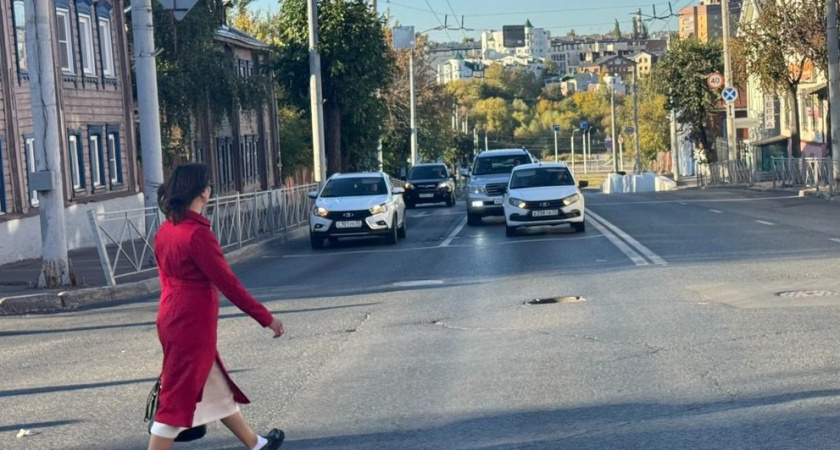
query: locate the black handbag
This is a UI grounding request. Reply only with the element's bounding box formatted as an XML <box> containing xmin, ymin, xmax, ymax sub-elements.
<box><xmin>144</xmin><ymin>378</ymin><xmax>207</xmax><ymax>442</ymax></box>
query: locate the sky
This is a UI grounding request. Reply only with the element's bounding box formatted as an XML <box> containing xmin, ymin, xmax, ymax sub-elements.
<box><xmin>247</xmin><ymin>0</ymin><xmax>686</xmax><ymax>43</ymax></box>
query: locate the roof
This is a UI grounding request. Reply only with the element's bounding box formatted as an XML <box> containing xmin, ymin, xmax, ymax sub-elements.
<box><xmin>801</xmin><ymin>82</ymin><xmax>827</xmax><ymax>96</ymax></box>
<box><xmin>214</xmin><ymin>25</ymin><xmax>268</xmax><ymax>50</ymax></box>
<box><xmin>749</xmin><ymin>135</ymin><xmax>788</xmax><ymax>146</ymax></box>
<box><xmin>329</xmin><ymin>172</ymin><xmax>386</xmax><ymax>179</ymax></box>
<box><xmin>525</xmin><ymin>19</ymin><xmax>534</xmax><ymax>28</ymax></box>
<box><xmin>477</xmin><ymin>148</ymin><xmax>532</xmax><ymax>157</ymax></box>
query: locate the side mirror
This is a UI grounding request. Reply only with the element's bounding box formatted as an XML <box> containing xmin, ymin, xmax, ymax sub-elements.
<box><xmin>578</xmin><ymin>180</ymin><xmax>589</xmax><ymax>188</ymax></box>
<box><xmin>459</xmin><ymin>168</ymin><xmax>470</xmax><ymax>177</ymax></box>
<box><xmin>307</xmin><ymin>190</ymin><xmax>318</xmax><ymax>199</ymax></box>
<box><xmin>392</xmin><ymin>187</ymin><xmax>405</xmax><ymax>195</ymax></box>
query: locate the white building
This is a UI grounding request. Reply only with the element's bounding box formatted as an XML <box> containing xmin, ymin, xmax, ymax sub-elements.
<box><xmin>481</xmin><ymin>19</ymin><xmax>550</xmax><ymax>61</ymax></box>
<box><xmin>437</xmin><ymin>52</ymin><xmax>484</xmax><ymax>84</ymax></box>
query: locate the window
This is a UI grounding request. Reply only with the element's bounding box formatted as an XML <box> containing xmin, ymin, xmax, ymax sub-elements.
<box><xmin>13</xmin><ymin>0</ymin><xmax>26</xmax><ymax>71</ymax></box>
<box><xmin>89</xmin><ymin>134</ymin><xmax>104</xmax><ymax>188</ymax></box>
<box><xmin>98</xmin><ymin>18</ymin><xmax>114</xmax><ymax>77</ymax></box>
<box><xmin>216</xmin><ymin>137</ymin><xmax>234</xmax><ymax>193</ymax></box>
<box><xmin>24</xmin><ymin>137</ymin><xmax>37</xmax><ymax>206</ymax></box>
<box><xmin>55</xmin><ymin>9</ymin><xmax>74</xmax><ymax>74</ymax></box>
<box><xmin>106</xmin><ymin>127</ymin><xmax>123</xmax><ymax>185</ymax></box>
<box><xmin>78</xmin><ymin>14</ymin><xmax>96</xmax><ymax>76</ymax></box>
<box><xmin>68</xmin><ymin>133</ymin><xmax>84</xmax><ymax>190</ymax></box>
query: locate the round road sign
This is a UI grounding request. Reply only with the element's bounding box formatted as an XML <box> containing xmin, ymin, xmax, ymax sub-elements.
<box><xmin>707</xmin><ymin>72</ymin><xmax>724</xmax><ymax>90</ymax></box>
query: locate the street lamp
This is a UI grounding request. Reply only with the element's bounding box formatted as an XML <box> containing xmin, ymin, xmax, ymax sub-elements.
<box><xmin>607</xmin><ymin>74</ymin><xmax>619</xmax><ymax>173</ymax></box>
<box><xmin>571</xmin><ymin>129</ymin><xmax>580</xmax><ymax>174</ymax></box>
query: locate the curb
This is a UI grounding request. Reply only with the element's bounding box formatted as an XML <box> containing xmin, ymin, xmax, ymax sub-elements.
<box><xmin>0</xmin><ymin>227</ymin><xmax>308</xmax><ymax>316</ymax></box>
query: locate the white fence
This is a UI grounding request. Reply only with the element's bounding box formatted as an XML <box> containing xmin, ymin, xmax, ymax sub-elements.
<box><xmin>87</xmin><ymin>184</ymin><xmax>317</xmax><ymax>286</ymax></box>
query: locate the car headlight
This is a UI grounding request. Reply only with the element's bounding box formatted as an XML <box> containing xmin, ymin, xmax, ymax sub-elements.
<box><xmin>312</xmin><ymin>206</ymin><xmax>329</xmax><ymax>217</ymax></box>
<box><xmin>438</xmin><ymin>181</ymin><xmax>451</xmax><ymax>189</ymax></box>
<box><xmin>404</xmin><ymin>182</ymin><xmax>415</xmax><ymax>189</ymax></box>
<box><xmin>369</xmin><ymin>203</ymin><xmax>389</xmax><ymax>215</ymax></box>
<box><xmin>508</xmin><ymin>197</ymin><xmax>527</xmax><ymax>209</ymax></box>
<box><xmin>468</xmin><ymin>184</ymin><xmax>485</xmax><ymax>195</ymax></box>
<box><xmin>561</xmin><ymin>193</ymin><xmax>580</xmax><ymax>206</ymax></box>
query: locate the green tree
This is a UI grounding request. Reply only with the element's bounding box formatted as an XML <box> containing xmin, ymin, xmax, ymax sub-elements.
<box><xmin>651</xmin><ymin>37</ymin><xmax>723</xmax><ymax>161</ymax></box>
<box><xmin>611</xmin><ymin>19</ymin><xmax>622</xmax><ymax>39</ymax></box>
<box><xmin>272</xmin><ymin>0</ymin><xmax>394</xmax><ymax>175</ymax></box>
<box><xmin>151</xmin><ymin>0</ymin><xmax>271</xmax><ymax>165</ymax></box>
<box><xmin>733</xmin><ymin>0</ymin><xmax>826</xmax><ymax>156</ymax></box>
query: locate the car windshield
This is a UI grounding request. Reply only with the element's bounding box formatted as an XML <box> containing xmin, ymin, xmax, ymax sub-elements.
<box><xmin>509</xmin><ymin>167</ymin><xmax>575</xmax><ymax>189</ymax></box>
<box><xmin>408</xmin><ymin>165</ymin><xmax>447</xmax><ymax>180</ymax></box>
<box><xmin>472</xmin><ymin>155</ymin><xmax>527</xmax><ymax>175</ymax></box>
<box><xmin>320</xmin><ymin>177</ymin><xmax>387</xmax><ymax>197</ymax></box>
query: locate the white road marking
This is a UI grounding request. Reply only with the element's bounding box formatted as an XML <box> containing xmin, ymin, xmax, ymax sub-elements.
<box><xmin>755</xmin><ymin>220</ymin><xmax>775</xmax><ymax>226</ymax></box>
<box><xmin>392</xmin><ymin>280</ymin><xmax>444</xmax><ymax>287</ymax></box>
<box><xmin>830</xmin><ymin>238</ymin><xmax>840</xmax><ymax>244</ymax></box>
<box><xmin>440</xmin><ymin>216</ymin><xmax>467</xmax><ymax>247</ymax></box>
<box><xmin>678</xmin><ymin>202</ymin><xmax>687</xmax><ymax>205</ymax></box>
<box><xmin>709</xmin><ymin>209</ymin><xmax>723</xmax><ymax>213</ymax></box>
<box><xmin>594</xmin><ymin>195</ymin><xmax>799</xmax><ymax>206</ymax></box>
<box><xmin>585</xmin><ymin>215</ymin><xmax>649</xmax><ymax>266</ymax></box>
<box><xmin>587</xmin><ymin>211</ymin><xmax>668</xmax><ymax>266</ymax></box>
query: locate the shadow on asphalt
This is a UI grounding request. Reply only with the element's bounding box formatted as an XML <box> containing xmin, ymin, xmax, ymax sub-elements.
<box><xmin>0</xmin><ymin>419</ymin><xmax>83</xmax><ymax>433</ymax></box>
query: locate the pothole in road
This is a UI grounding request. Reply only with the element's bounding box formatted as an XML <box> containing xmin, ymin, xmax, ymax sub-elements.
<box><xmin>525</xmin><ymin>296</ymin><xmax>586</xmax><ymax>305</ymax></box>
<box><xmin>775</xmin><ymin>290</ymin><xmax>840</xmax><ymax>298</ymax></box>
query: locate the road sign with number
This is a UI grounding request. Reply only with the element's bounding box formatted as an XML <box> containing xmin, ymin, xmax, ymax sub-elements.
<box><xmin>721</xmin><ymin>86</ymin><xmax>738</xmax><ymax>102</ymax></box>
<box><xmin>706</xmin><ymin>72</ymin><xmax>724</xmax><ymax>90</ymax></box>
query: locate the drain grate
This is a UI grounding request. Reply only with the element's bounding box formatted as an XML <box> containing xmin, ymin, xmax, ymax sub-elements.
<box><xmin>526</xmin><ymin>296</ymin><xmax>586</xmax><ymax>305</ymax></box>
<box><xmin>775</xmin><ymin>290</ymin><xmax>840</xmax><ymax>298</ymax></box>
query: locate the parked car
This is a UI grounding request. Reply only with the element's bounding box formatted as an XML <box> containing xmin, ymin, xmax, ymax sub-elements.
<box><xmin>463</xmin><ymin>148</ymin><xmax>539</xmax><ymax>226</ymax></box>
<box><xmin>403</xmin><ymin>163</ymin><xmax>455</xmax><ymax>208</ymax></box>
<box><xmin>308</xmin><ymin>172</ymin><xmax>406</xmax><ymax>249</ymax></box>
<box><xmin>503</xmin><ymin>162</ymin><xmax>588</xmax><ymax>237</ymax></box>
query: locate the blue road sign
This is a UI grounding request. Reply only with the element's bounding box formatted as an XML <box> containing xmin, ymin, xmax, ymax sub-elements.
<box><xmin>552</xmin><ymin>125</ymin><xmax>560</xmax><ymax>132</ymax></box>
<box><xmin>721</xmin><ymin>86</ymin><xmax>738</xmax><ymax>102</ymax></box>
<box><xmin>579</xmin><ymin>120</ymin><xmax>589</xmax><ymax>130</ymax></box>
<box><xmin>625</xmin><ymin>126</ymin><xmax>635</xmax><ymax>134</ymax></box>
<box><xmin>604</xmin><ymin>135</ymin><xmax>612</xmax><ymax>149</ymax></box>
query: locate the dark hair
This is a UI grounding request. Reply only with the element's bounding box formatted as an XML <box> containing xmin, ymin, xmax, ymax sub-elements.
<box><xmin>157</xmin><ymin>163</ymin><xmax>211</xmax><ymax>223</ymax></box>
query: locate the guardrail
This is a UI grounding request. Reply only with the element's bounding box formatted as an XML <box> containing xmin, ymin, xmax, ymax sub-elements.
<box><xmin>697</xmin><ymin>160</ymin><xmax>754</xmax><ymax>187</ymax></box>
<box><xmin>771</xmin><ymin>157</ymin><xmax>833</xmax><ymax>193</ymax></box>
<box><xmin>87</xmin><ymin>183</ymin><xmax>317</xmax><ymax>286</ymax></box>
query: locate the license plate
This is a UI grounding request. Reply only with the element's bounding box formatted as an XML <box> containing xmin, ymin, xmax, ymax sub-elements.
<box><xmin>532</xmin><ymin>209</ymin><xmax>559</xmax><ymax>217</ymax></box>
<box><xmin>419</xmin><ymin>193</ymin><xmax>434</xmax><ymax>198</ymax></box>
<box><xmin>493</xmin><ymin>198</ymin><xmax>503</xmax><ymax>205</ymax></box>
<box><xmin>336</xmin><ymin>220</ymin><xmax>362</xmax><ymax>228</ymax></box>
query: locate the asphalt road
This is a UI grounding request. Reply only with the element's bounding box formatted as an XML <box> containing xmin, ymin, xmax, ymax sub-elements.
<box><xmin>4</xmin><ymin>187</ymin><xmax>840</xmax><ymax>449</ymax></box>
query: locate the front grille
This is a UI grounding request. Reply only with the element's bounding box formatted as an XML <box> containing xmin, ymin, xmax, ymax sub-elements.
<box><xmin>326</xmin><ymin>209</ymin><xmax>372</xmax><ymax>220</ymax></box>
<box><xmin>522</xmin><ymin>199</ymin><xmax>564</xmax><ymax>209</ymax></box>
<box><xmin>484</xmin><ymin>183</ymin><xmax>507</xmax><ymax>196</ymax></box>
<box><xmin>415</xmin><ymin>184</ymin><xmax>438</xmax><ymax>190</ymax></box>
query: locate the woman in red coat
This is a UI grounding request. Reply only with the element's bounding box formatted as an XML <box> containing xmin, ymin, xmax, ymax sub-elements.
<box><xmin>149</xmin><ymin>163</ymin><xmax>285</xmax><ymax>450</ymax></box>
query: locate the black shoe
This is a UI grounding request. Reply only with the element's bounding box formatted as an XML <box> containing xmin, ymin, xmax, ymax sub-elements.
<box><xmin>263</xmin><ymin>428</ymin><xmax>285</xmax><ymax>450</ymax></box>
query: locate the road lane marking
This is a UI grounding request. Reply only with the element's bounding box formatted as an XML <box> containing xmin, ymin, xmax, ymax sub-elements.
<box><xmin>587</xmin><ymin>211</ymin><xmax>668</xmax><ymax>266</ymax></box>
<box><xmin>831</xmin><ymin>238</ymin><xmax>840</xmax><ymax>244</ymax></box>
<box><xmin>593</xmin><ymin>195</ymin><xmax>799</xmax><ymax>206</ymax></box>
<box><xmin>755</xmin><ymin>220</ymin><xmax>775</xmax><ymax>226</ymax></box>
<box><xmin>678</xmin><ymin>202</ymin><xmax>687</xmax><ymax>205</ymax></box>
<box><xmin>585</xmin><ymin>215</ymin><xmax>649</xmax><ymax>266</ymax></box>
<box><xmin>709</xmin><ymin>209</ymin><xmax>723</xmax><ymax>213</ymax></box>
<box><xmin>440</xmin><ymin>216</ymin><xmax>467</xmax><ymax>247</ymax></box>
<box><xmin>392</xmin><ymin>280</ymin><xmax>444</xmax><ymax>287</ymax></box>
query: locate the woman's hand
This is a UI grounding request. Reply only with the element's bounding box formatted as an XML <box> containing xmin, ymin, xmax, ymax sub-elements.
<box><xmin>267</xmin><ymin>317</ymin><xmax>285</xmax><ymax>338</ymax></box>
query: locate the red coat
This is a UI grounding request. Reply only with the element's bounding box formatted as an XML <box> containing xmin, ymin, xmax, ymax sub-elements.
<box><xmin>153</xmin><ymin>210</ymin><xmax>273</xmax><ymax>427</ymax></box>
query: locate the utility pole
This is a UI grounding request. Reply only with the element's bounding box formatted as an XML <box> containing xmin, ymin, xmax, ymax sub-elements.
<box><xmin>553</xmin><ymin>126</ymin><xmax>559</xmax><ymax>162</ymax></box>
<box><xmin>827</xmin><ymin>0</ymin><xmax>840</xmax><ymax>188</ymax></box>
<box><xmin>633</xmin><ymin>15</ymin><xmax>641</xmax><ymax>174</ymax></box>
<box><xmin>571</xmin><ymin>129</ymin><xmax>579</xmax><ymax>175</ymax></box>
<box><xmin>308</xmin><ymin>0</ymin><xmax>327</xmax><ymax>183</ymax></box>
<box><xmin>131</xmin><ymin>0</ymin><xmax>165</xmax><ymax>220</ymax></box>
<box><xmin>721</xmin><ymin>0</ymin><xmax>736</xmax><ymax>161</ymax></box>
<box><xmin>409</xmin><ymin>51</ymin><xmax>418</xmax><ymax>165</ymax></box>
<box><xmin>25</xmin><ymin>0</ymin><xmax>73</xmax><ymax>287</ymax></box>
<box><xmin>484</xmin><ymin>130</ymin><xmax>489</xmax><ymax>151</ymax></box>
<box><xmin>609</xmin><ymin>76</ymin><xmax>618</xmax><ymax>172</ymax></box>
<box><xmin>371</xmin><ymin>0</ymin><xmax>382</xmax><ymax>170</ymax></box>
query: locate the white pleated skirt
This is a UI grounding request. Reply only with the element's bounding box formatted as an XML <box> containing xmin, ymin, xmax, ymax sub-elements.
<box><xmin>150</xmin><ymin>361</ymin><xmax>240</xmax><ymax>438</ymax></box>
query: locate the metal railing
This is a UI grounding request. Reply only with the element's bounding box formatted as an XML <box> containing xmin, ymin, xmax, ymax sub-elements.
<box><xmin>697</xmin><ymin>159</ymin><xmax>754</xmax><ymax>187</ymax></box>
<box><xmin>771</xmin><ymin>157</ymin><xmax>834</xmax><ymax>193</ymax></box>
<box><xmin>88</xmin><ymin>183</ymin><xmax>317</xmax><ymax>286</ymax></box>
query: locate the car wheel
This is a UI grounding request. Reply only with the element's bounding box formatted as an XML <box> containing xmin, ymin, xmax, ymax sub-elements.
<box><xmin>467</xmin><ymin>212</ymin><xmax>482</xmax><ymax>226</ymax></box>
<box><xmin>385</xmin><ymin>217</ymin><xmax>399</xmax><ymax>245</ymax></box>
<box><xmin>397</xmin><ymin>213</ymin><xmax>407</xmax><ymax>238</ymax></box>
<box><xmin>310</xmin><ymin>233</ymin><xmax>325</xmax><ymax>249</ymax></box>
<box><xmin>505</xmin><ymin>224</ymin><xmax>517</xmax><ymax>237</ymax></box>
<box><xmin>573</xmin><ymin>220</ymin><xmax>586</xmax><ymax>233</ymax></box>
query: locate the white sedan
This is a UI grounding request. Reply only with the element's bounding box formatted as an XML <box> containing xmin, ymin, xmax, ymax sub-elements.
<box><xmin>503</xmin><ymin>163</ymin><xmax>588</xmax><ymax>237</ymax></box>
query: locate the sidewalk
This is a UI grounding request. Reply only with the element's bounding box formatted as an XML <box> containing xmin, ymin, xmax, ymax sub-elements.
<box><xmin>0</xmin><ymin>227</ymin><xmax>308</xmax><ymax>315</ymax></box>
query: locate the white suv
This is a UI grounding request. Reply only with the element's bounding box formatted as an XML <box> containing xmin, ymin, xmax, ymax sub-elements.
<box><xmin>308</xmin><ymin>172</ymin><xmax>406</xmax><ymax>249</ymax></box>
<box><xmin>463</xmin><ymin>148</ymin><xmax>538</xmax><ymax>226</ymax></box>
<box><xmin>503</xmin><ymin>162</ymin><xmax>588</xmax><ymax>237</ymax></box>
